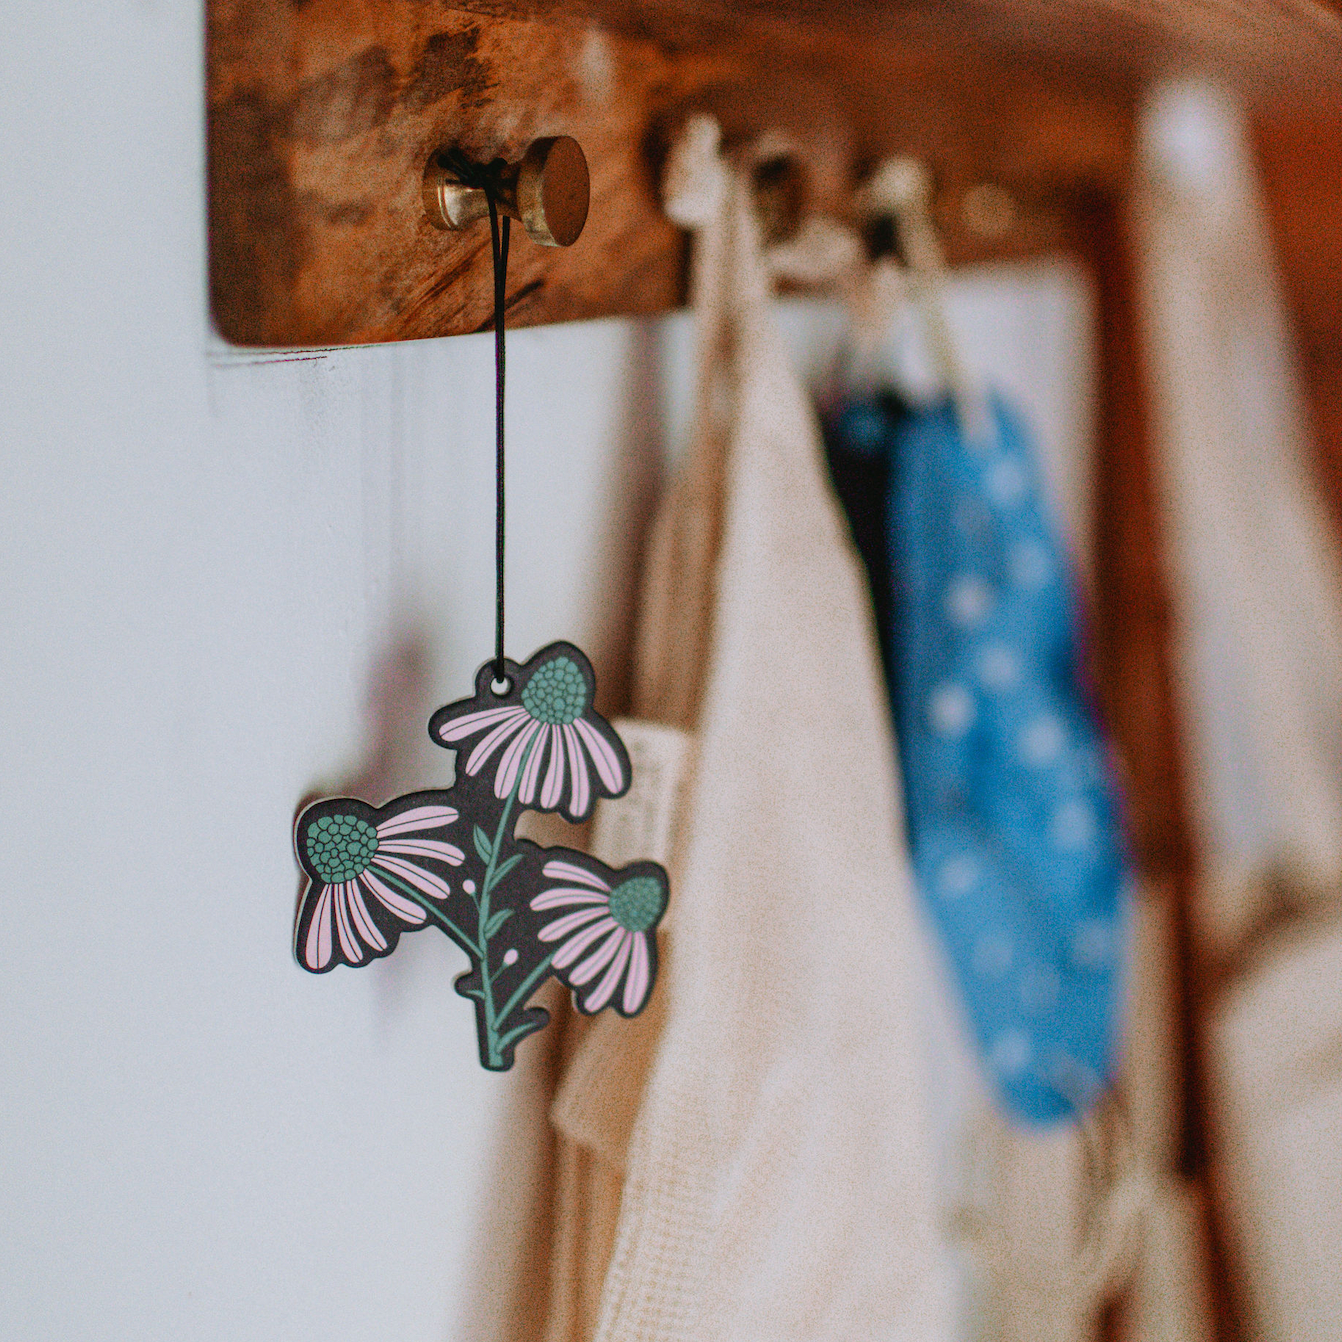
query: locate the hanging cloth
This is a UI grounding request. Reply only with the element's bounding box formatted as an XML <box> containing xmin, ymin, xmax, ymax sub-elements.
<box><xmin>1135</xmin><ymin>80</ymin><xmax>1342</xmax><ymax>1341</ymax></box>
<box><xmin>827</xmin><ymin>390</ymin><xmax>1132</xmax><ymax>1125</ymax></box>
<box><xmin>1135</xmin><ymin>81</ymin><xmax>1342</xmax><ymax>952</ymax></box>
<box><xmin>533</xmin><ymin>115</ymin><xmax>954</xmax><ymax>1342</ymax></box>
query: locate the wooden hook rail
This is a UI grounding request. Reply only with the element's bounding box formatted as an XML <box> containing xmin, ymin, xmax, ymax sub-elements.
<box><xmin>207</xmin><ymin>0</ymin><xmax>1342</xmax><ymax>348</ymax></box>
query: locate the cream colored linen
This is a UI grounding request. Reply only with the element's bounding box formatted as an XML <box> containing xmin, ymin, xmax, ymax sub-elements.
<box><xmin>1113</xmin><ymin>892</ymin><xmax>1213</xmax><ymax>1342</ymax></box>
<box><xmin>544</xmin><ymin>117</ymin><xmax>954</xmax><ymax>1342</ymax></box>
<box><xmin>540</xmin><ymin>723</ymin><xmax>693</xmax><ymax>1342</ymax></box>
<box><xmin>1208</xmin><ymin>923</ymin><xmax>1342</xmax><ymax>1337</ymax></box>
<box><xmin>1135</xmin><ymin>81</ymin><xmax>1342</xmax><ymax>1340</ymax></box>
<box><xmin>531</xmin><ymin>111</ymin><xmax>737</xmax><ymax>1342</ymax></box>
<box><xmin>1135</xmin><ymin>82</ymin><xmax>1342</xmax><ymax>956</ymax></box>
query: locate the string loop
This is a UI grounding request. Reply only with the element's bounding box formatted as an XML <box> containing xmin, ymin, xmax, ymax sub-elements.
<box><xmin>446</xmin><ymin>152</ymin><xmax>511</xmax><ymax>688</ymax></box>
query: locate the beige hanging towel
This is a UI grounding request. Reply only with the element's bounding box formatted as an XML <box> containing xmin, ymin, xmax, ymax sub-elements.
<box><xmin>544</xmin><ymin>117</ymin><xmax>955</xmax><ymax>1342</ymax></box>
<box><xmin>1135</xmin><ymin>81</ymin><xmax>1342</xmax><ymax>1340</ymax></box>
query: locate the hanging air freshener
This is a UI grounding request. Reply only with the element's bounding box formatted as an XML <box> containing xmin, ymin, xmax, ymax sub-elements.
<box><xmin>292</xmin><ymin>138</ymin><xmax>669</xmax><ymax>1072</ymax></box>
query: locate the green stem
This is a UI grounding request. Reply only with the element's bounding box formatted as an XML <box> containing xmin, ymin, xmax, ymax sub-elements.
<box><xmin>477</xmin><ymin>732</ymin><xmax>538</xmax><ymax>1064</ymax></box>
<box><xmin>495</xmin><ymin>948</ymin><xmax>556</xmax><ymax>1030</ymax></box>
<box><xmin>495</xmin><ymin>1020</ymin><xmax>543</xmax><ymax>1055</ymax></box>
<box><xmin>375</xmin><ymin>868</ymin><xmax>479</xmax><ymax>956</ymax></box>
<box><xmin>482</xmin><ymin>772</ymin><xmax>524</xmax><ymax>901</ymax></box>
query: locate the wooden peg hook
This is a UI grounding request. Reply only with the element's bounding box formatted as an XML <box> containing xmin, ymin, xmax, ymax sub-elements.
<box><xmin>423</xmin><ymin>137</ymin><xmax>590</xmax><ymax>248</ymax></box>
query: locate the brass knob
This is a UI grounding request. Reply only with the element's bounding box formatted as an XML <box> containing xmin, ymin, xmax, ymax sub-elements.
<box><xmin>423</xmin><ymin>137</ymin><xmax>590</xmax><ymax>247</ymax></box>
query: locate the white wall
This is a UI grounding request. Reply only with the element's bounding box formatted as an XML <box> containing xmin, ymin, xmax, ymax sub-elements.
<box><xmin>0</xmin><ymin>3</ymin><xmax>1093</xmax><ymax>1337</ymax></box>
<box><xmin>1</xmin><ymin>8</ymin><xmax>660</xmax><ymax>1338</ymax></box>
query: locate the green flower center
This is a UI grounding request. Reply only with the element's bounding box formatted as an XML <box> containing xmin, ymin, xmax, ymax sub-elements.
<box><xmin>306</xmin><ymin>813</ymin><xmax>379</xmax><ymax>883</ymax></box>
<box><xmin>521</xmin><ymin>656</ymin><xmax>589</xmax><ymax>725</ymax></box>
<box><xmin>607</xmin><ymin>875</ymin><xmax>665</xmax><ymax>934</ymax></box>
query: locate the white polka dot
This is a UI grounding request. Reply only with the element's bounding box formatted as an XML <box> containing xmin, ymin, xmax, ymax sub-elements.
<box><xmin>1045</xmin><ymin>1053</ymin><xmax>1103</xmax><ymax>1108</ymax></box>
<box><xmin>991</xmin><ymin>1029</ymin><xmax>1032</xmax><ymax>1075</ymax></box>
<box><xmin>503</xmin><ymin>948</ymin><xmax>519</xmax><ymax>966</ymax></box>
<box><xmin>1051</xmin><ymin>798</ymin><xmax>1096</xmax><ymax>851</ymax></box>
<box><xmin>973</xmin><ymin>933</ymin><xmax>1013</xmax><ymax>978</ymax></box>
<box><xmin>1020</xmin><ymin>963</ymin><xmax>1062</xmax><ymax>1012</ymax></box>
<box><xmin>1071</xmin><ymin>919</ymin><xmax>1113</xmax><ymax>968</ymax></box>
<box><xmin>945</xmin><ymin>575</ymin><xmax>992</xmax><ymax>627</ymax></box>
<box><xmin>937</xmin><ymin>855</ymin><xmax>980</xmax><ymax>898</ymax></box>
<box><xmin>987</xmin><ymin>456</ymin><xmax>1028</xmax><ymax>506</ymax></box>
<box><xmin>1010</xmin><ymin>540</ymin><xmax>1050</xmax><ymax>588</ymax></box>
<box><xmin>1019</xmin><ymin>714</ymin><xmax>1065</xmax><ymax>766</ymax></box>
<box><xmin>977</xmin><ymin>642</ymin><xmax>1021</xmax><ymax>691</ymax></box>
<box><xmin>929</xmin><ymin>683</ymin><xmax>976</xmax><ymax>738</ymax></box>
<box><xmin>463</xmin><ymin>879</ymin><xmax>477</xmax><ymax>895</ymax></box>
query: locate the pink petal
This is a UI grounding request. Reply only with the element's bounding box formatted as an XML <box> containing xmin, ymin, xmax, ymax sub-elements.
<box><xmin>518</xmin><ymin>725</ymin><xmax>549</xmax><ymax>804</ymax></box>
<box><xmin>562</xmin><ymin>723</ymin><xmax>589</xmax><ymax>818</ymax></box>
<box><xmin>552</xmin><ymin>916</ymin><xmax>618</xmax><ymax>969</ymax></box>
<box><xmin>438</xmin><ymin>704</ymin><xmax>525</xmax><ymax>743</ymax></box>
<box><xmin>377</xmin><ymin>838</ymin><xmax>464</xmax><ymax>865</ymax></box>
<box><xmin>346</xmin><ymin>882</ymin><xmax>388</xmax><ymax>952</ymax></box>
<box><xmin>571</xmin><ymin>926</ymin><xmax>627</xmax><ymax>986</ymax></box>
<box><xmin>574</xmin><ymin>717</ymin><xmax>625</xmax><ymax>793</ymax></box>
<box><xmin>463</xmin><ymin>711</ymin><xmax>529</xmax><ymax>775</ymax></box>
<box><xmin>377</xmin><ymin>805</ymin><xmax>457</xmax><ymax>837</ymax></box>
<box><xmin>496</xmin><ymin>720</ymin><xmax>542</xmax><ymax>799</ymax></box>
<box><xmin>622</xmin><ymin>934</ymin><xmax>651</xmax><ymax>1013</ymax></box>
<box><xmin>531</xmin><ymin>888</ymin><xmax>610</xmax><ymax>911</ymax></box>
<box><xmin>304</xmin><ymin>885</ymin><xmax>334</xmax><ymax>969</ymax></box>
<box><xmin>361</xmin><ymin>869</ymin><xmax>426</xmax><ymax>925</ymax></box>
<box><xmin>371</xmin><ymin>854</ymin><xmax>452</xmax><ymax>902</ymax></box>
<box><xmin>540</xmin><ymin>725</ymin><xmax>566</xmax><ymax>808</ymax></box>
<box><xmin>541</xmin><ymin>859</ymin><xmax>609</xmax><ymax>890</ymax></box>
<box><xmin>539</xmin><ymin>906</ymin><xmax>608</xmax><ymax>942</ymax></box>
<box><xmin>334</xmin><ymin>882</ymin><xmax>364</xmax><ymax>963</ymax></box>
<box><xmin>583</xmin><ymin>934</ymin><xmax>633</xmax><ymax>1011</ymax></box>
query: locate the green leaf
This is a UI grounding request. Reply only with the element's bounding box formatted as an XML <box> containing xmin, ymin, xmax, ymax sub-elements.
<box><xmin>492</xmin><ymin>853</ymin><xmax>524</xmax><ymax>885</ymax></box>
<box><xmin>485</xmin><ymin>908</ymin><xmax>513</xmax><ymax>940</ymax></box>
<box><xmin>495</xmin><ymin>1014</ymin><xmax>548</xmax><ymax>1054</ymax></box>
<box><xmin>473</xmin><ymin>825</ymin><xmax>492</xmax><ymax>864</ymax></box>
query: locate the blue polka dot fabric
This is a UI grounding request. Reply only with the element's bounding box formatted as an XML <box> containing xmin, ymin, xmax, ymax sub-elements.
<box><xmin>827</xmin><ymin>392</ymin><xmax>1130</xmax><ymax>1124</ymax></box>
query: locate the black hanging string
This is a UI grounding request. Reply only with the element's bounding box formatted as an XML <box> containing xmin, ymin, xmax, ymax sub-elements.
<box><xmin>445</xmin><ymin>152</ymin><xmax>511</xmax><ymax>688</ymax></box>
<box><xmin>487</xmin><ymin>202</ymin><xmax>510</xmax><ymax>688</ymax></box>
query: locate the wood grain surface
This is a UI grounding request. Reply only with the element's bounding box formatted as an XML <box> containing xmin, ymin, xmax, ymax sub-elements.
<box><xmin>209</xmin><ymin>5</ymin><xmax>695</xmax><ymax>344</ymax></box>
<box><xmin>207</xmin><ymin>1</ymin><xmax>1146</xmax><ymax>346</ymax></box>
<box><xmin>207</xmin><ymin>0</ymin><xmax>1342</xmax><ymax>349</ymax></box>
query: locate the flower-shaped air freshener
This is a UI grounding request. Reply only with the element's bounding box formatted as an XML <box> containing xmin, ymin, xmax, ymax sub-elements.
<box><xmin>294</xmin><ymin>642</ymin><xmax>669</xmax><ymax>1070</ymax></box>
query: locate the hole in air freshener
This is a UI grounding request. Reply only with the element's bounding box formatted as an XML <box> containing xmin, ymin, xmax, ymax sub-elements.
<box><xmin>291</xmin><ymin>141</ymin><xmax>668</xmax><ymax>1072</ymax></box>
